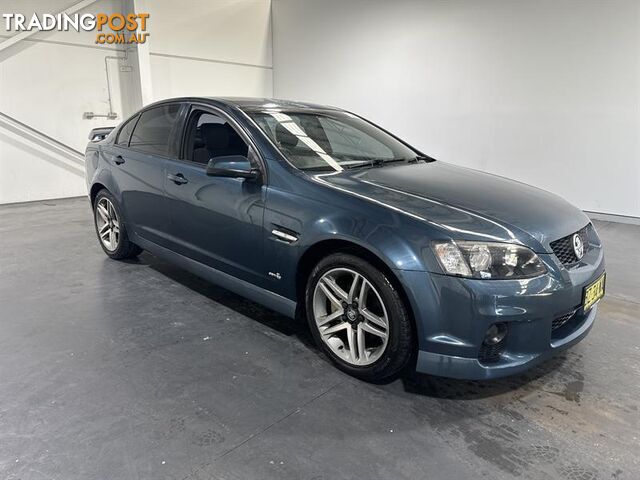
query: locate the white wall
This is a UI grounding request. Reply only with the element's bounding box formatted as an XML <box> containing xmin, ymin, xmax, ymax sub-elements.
<box><xmin>272</xmin><ymin>0</ymin><xmax>640</xmax><ymax>218</ymax></box>
<box><xmin>0</xmin><ymin>0</ymin><xmax>273</xmax><ymax>204</ymax></box>
<box><xmin>144</xmin><ymin>0</ymin><xmax>273</xmax><ymax>101</ymax></box>
<box><xmin>0</xmin><ymin>0</ymin><xmax>142</xmax><ymax>204</ymax></box>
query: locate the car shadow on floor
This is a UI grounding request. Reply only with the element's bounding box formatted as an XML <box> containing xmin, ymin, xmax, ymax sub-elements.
<box><xmin>137</xmin><ymin>252</ymin><xmax>569</xmax><ymax>401</ymax></box>
<box><xmin>138</xmin><ymin>252</ymin><xmax>315</xmax><ymax>345</ymax></box>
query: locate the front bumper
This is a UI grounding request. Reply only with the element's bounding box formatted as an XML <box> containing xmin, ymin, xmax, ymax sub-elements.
<box><xmin>415</xmin><ymin>305</ymin><xmax>597</xmax><ymax>380</ymax></box>
<box><xmin>396</xmin><ymin>243</ymin><xmax>605</xmax><ymax>380</ymax></box>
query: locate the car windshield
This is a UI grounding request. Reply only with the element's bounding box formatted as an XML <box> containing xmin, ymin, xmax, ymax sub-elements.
<box><xmin>247</xmin><ymin>110</ymin><xmax>419</xmax><ymax>171</ymax></box>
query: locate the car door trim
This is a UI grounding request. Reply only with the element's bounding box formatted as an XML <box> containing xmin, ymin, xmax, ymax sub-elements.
<box><xmin>129</xmin><ymin>231</ymin><xmax>296</xmax><ymax>318</ymax></box>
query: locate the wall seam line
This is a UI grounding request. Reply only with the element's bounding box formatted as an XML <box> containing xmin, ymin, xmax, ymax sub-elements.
<box><xmin>149</xmin><ymin>51</ymin><xmax>272</xmax><ymax>70</ymax></box>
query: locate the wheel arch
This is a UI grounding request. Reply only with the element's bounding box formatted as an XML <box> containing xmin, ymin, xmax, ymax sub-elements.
<box><xmin>295</xmin><ymin>239</ymin><xmax>417</xmax><ymax>339</ymax></box>
<box><xmin>89</xmin><ymin>182</ymin><xmax>108</xmax><ymax>206</ymax></box>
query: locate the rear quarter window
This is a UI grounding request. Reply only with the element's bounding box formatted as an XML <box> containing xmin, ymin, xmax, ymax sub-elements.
<box><xmin>115</xmin><ymin>115</ymin><xmax>138</xmax><ymax>147</ymax></box>
<box><xmin>129</xmin><ymin>104</ymin><xmax>180</xmax><ymax>156</ymax></box>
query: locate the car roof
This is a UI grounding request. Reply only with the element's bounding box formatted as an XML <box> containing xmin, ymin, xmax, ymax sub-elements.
<box><xmin>142</xmin><ymin>96</ymin><xmax>343</xmax><ymax>112</ymax></box>
<box><xmin>217</xmin><ymin>97</ymin><xmax>342</xmax><ymax>111</ymax></box>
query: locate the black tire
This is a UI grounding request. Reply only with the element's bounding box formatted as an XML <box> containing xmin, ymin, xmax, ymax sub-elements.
<box><xmin>93</xmin><ymin>189</ymin><xmax>142</xmax><ymax>260</ymax></box>
<box><xmin>305</xmin><ymin>253</ymin><xmax>413</xmax><ymax>382</ymax></box>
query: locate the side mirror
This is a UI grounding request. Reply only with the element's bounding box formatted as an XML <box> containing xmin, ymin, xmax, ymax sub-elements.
<box><xmin>206</xmin><ymin>156</ymin><xmax>261</xmax><ymax>181</ymax></box>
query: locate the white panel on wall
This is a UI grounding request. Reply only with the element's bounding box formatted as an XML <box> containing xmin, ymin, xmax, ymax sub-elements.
<box><xmin>145</xmin><ymin>0</ymin><xmax>273</xmax><ymax>102</ymax></box>
<box><xmin>150</xmin><ymin>55</ymin><xmax>273</xmax><ymax>100</ymax></box>
<box><xmin>272</xmin><ymin>0</ymin><xmax>640</xmax><ymax>218</ymax></box>
<box><xmin>147</xmin><ymin>0</ymin><xmax>272</xmax><ymax>67</ymax></box>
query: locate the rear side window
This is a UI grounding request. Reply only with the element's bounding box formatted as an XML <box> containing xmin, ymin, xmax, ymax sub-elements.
<box><xmin>129</xmin><ymin>104</ymin><xmax>180</xmax><ymax>156</ymax></box>
<box><xmin>115</xmin><ymin>115</ymin><xmax>138</xmax><ymax>146</ymax></box>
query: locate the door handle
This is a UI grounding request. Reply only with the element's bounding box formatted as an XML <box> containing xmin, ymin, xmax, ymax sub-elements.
<box><xmin>114</xmin><ymin>155</ymin><xmax>125</xmax><ymax>165</ymax></box>
<box><xmin>167</xmin><ymin>173</ymin><xmax>188</xmax><ymax>185</ymax></box>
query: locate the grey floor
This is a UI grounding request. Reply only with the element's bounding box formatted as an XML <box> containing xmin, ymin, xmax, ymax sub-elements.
<box><xmin>1</xmin><ymin>197</ymin><xmax>639</xmax><ymax>480</ymax></box>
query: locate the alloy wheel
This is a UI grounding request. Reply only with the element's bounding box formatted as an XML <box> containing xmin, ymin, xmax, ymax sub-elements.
<box><xmin>312</xmin><ymin>267</ymin><xmax>389</xmax><ymax>366</ymax></box>
<box><xmin>95</xmin><ymin>197</ymin><xmax>120</xmax><ymax>252</ymax></box>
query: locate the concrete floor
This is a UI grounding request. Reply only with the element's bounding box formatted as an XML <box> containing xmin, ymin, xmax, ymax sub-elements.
<box><xmin>0</xmin><ymin>197</ymin><xmax>638</xmax><ymax>480</ymax></box>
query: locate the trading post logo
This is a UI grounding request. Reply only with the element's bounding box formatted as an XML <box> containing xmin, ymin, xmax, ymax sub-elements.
<box><xmin>2</xmin><ymin>12</ymin><xmax>150</xmax><ymax>44</ymax></box>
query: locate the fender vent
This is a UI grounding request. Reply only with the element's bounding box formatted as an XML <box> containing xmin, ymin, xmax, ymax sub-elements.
<box><xmin>271</xmin><ymin>225</ymin><xmax>298</xmax><ymax>244</ymax></box>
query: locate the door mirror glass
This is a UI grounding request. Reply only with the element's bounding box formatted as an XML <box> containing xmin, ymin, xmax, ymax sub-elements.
<box><xmin>206</xmin><ymin>155</ymin><xmax>261</xmax><ymax>180</ymax></box>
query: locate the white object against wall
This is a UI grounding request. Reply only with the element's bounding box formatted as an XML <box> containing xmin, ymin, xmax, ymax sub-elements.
<box><xmin>272</xmin><ymin>0</ymin><xmax>640</xmax><ymax>218</ymax></box>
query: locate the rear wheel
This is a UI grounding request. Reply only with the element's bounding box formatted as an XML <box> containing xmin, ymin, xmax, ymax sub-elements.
<box><xmin>93</xmin><ymin>189</ymin><xmax>142</xmax><ymax>260</ymax></box>
<box><xmin>305</xmin><ymin>253</ymin><xmax>413</xmax><ymax>382</ymax></box>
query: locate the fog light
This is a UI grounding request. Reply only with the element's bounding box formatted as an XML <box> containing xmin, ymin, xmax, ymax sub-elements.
<box><xmin>484</xmin><ymin>323</ymin><xmax>508</xmax><ymax>345</ymax></box>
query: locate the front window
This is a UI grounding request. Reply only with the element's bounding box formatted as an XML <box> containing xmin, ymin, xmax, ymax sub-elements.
<box><xmin>183</xmin><ymin>111</ymin><xmax>249</xmax><ymax>164</ymax></box>
<box><xmin>248</xmin><ymin>110</ymin><xmax>418</xmax><ymax>171</ymax></box>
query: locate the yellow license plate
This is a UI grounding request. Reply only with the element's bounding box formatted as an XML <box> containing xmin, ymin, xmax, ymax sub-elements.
<box><xmin>583</xmin><ymin>273</ymin><xmax>606</xmax><ymax>311</ymax></box>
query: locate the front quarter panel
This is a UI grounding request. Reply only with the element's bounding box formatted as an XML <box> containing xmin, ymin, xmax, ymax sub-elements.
<box><xmin>261</xmin><ymin>169</ymin><xmax>442</xmax><ymax>301</ymax></box>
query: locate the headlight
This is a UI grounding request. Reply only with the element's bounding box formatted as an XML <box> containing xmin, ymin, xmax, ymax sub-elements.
<box><xmin>432</xmin><ymin>241</ymin><xmax>547</xmax><ymax>279</ymax></box>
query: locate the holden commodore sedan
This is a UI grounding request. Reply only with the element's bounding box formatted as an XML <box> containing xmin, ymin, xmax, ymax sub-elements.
<box><xmin>85</xmin><ymin>97</ymin><xmax>605</xmax><ymax>382</ymax></box>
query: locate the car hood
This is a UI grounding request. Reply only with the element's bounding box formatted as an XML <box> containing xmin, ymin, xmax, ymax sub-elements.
<box><xmin>313</xmin><ymin>161</ymin><xmax>590</xmax><ymax>251</ymax></box>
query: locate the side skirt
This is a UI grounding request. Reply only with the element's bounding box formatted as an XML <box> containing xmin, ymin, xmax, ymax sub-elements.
<box><xmin>131</xmin><ymin>233</ymin><xmax>298</xmax><ymax>319</ymax></box>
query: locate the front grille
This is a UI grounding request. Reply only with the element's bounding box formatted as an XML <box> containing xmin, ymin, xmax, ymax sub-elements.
<box><xmin>478</xmin><ymin>341</ymin><xmax>506</xmax><ymax>363</ymax></box>
<box><xmin>550</xmin><ymin>225</ymin><xmax>590</xmax><ymax>266</ymax></box>
<box><xmin>552</xmin><ymin>310</ymin><xmax>576</xmax><ymax>331</ymax></box>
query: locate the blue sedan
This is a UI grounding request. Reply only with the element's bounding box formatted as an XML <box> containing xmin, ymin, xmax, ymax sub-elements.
<box><xmin>85</xmin><ymin>97</ymin><xmax>605</xmax><ymax>382</ymax></box>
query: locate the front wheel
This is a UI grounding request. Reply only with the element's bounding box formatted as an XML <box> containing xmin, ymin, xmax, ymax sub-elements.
<box><xmin>93</xmin><ymin>189</ymin><xmax>142</xmax><ymax>260</ymax></box>
<box><xmin>305</xmin><ymin>253</ymin><xmax>414</xmax><ymax>382</ymax></box>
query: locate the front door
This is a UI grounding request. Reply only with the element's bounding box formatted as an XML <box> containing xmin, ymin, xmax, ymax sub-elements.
<box><xmin>163</xmin><ymin>107</ymin><xmax>267</xmax><ymax>287</ymax></box>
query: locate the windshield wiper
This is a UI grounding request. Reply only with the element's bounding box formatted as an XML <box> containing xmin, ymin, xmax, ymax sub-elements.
<box><xmin>382</xmin><ymin>157</ymin><xmax>408</xmax><ymax>165</ymax></box>
<box><xmin>305</xmin><ymin>156</ymin><xmax>425</xmax><ymax>172</ymax></box>
<box><xmin>300</xmin><ymin>165</ymin><xmax>338</xmax><ymax>172</ymax></box>
<box><xmin>408</xmin><ymin>154</ymin><xmax>436</xmax><ymax>163</ymax></box>
<box><xmin>342</xmin><ymin>158</ymin><xmax>407</xmax><ymax>169</ymax></box>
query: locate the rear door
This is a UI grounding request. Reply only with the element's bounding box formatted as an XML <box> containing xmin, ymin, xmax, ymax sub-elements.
<box><xmin>109</xmin><ymin>103</ymin><xmax>183</xmax><ymax>246</ymax></box>
<box><xmin>163</xmin><ymin>105</ymin><xmax>267</xmax><ymax>287</ymax></box>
